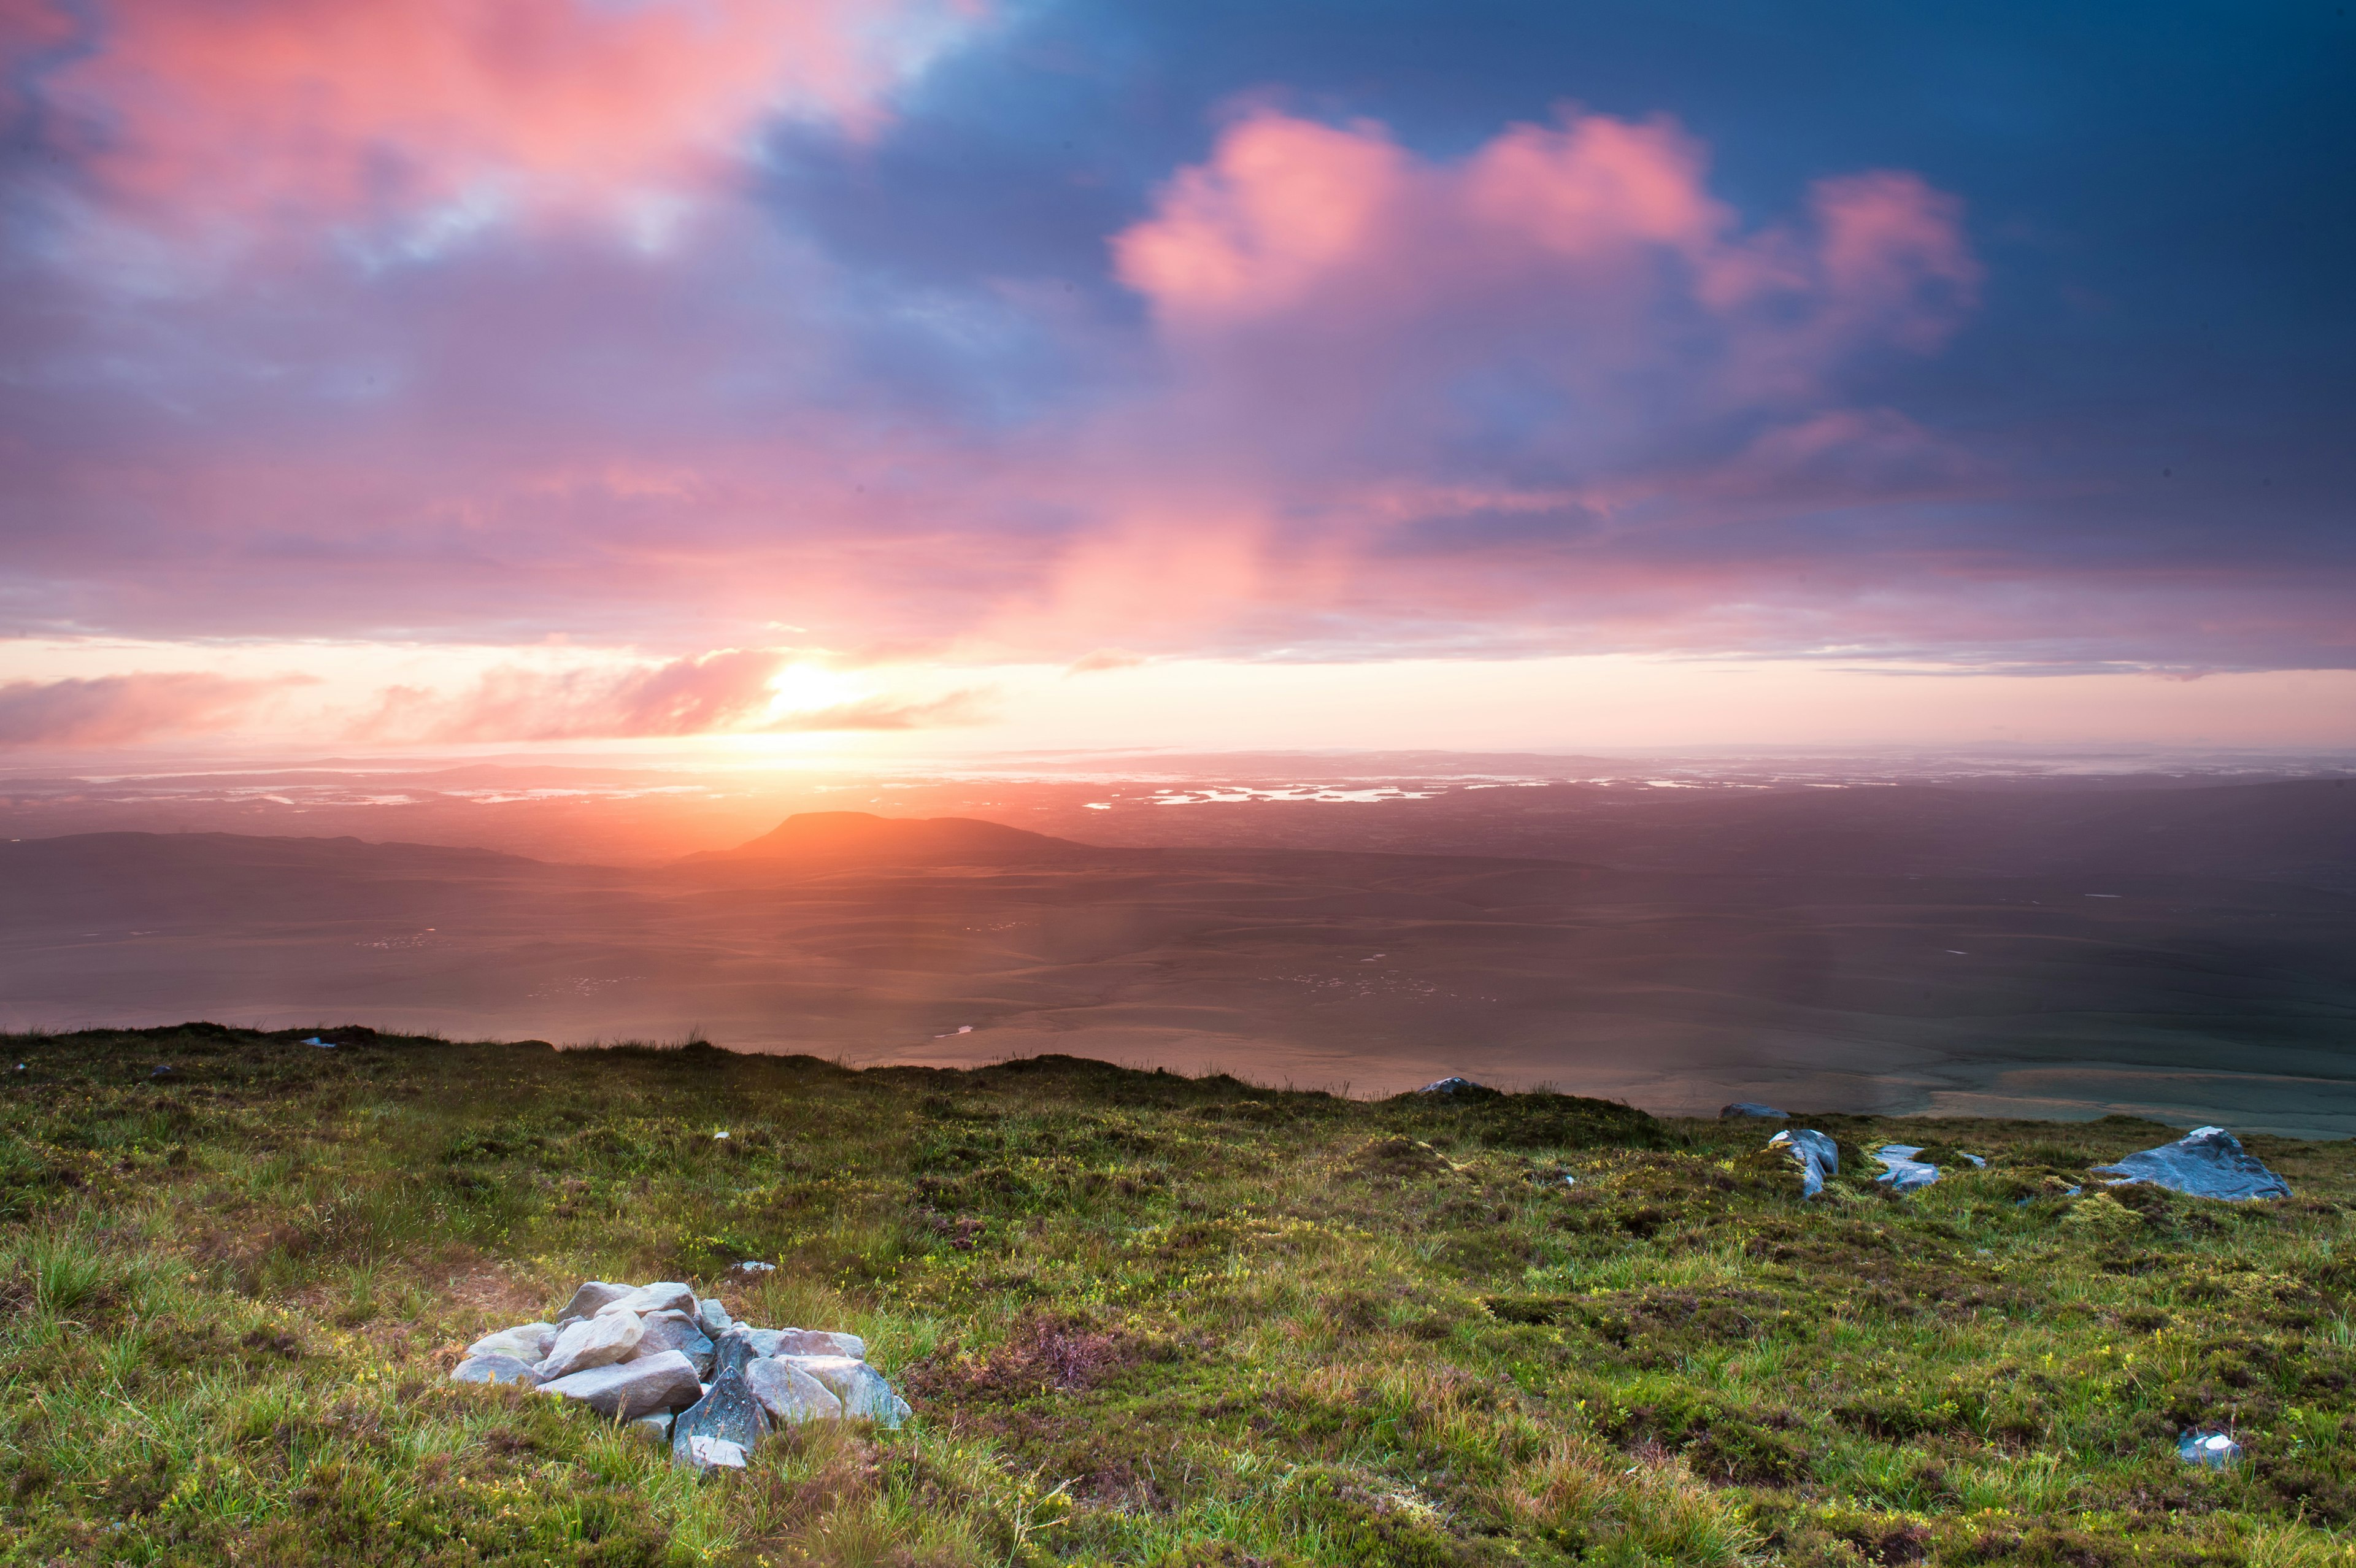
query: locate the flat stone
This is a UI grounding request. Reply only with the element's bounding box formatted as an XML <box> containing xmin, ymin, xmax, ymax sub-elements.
<box><xmin>729</xmin><ymin>1260</ymin><xmax>777</xmax><ymax>1278</ymax></box>
<box><xmin>2179</xmin><ymin>1430</ymin><xmax>2243</xmax><ymax>1467</ymax></box>
<box><xmin>534</xmin><ymin>1350</ymin><xmax>702</xmax><ymax>1420</ymax></box>
<box><xmin>595</xmin><ymin>1281</ymin><xmax>698</xmax><ymax>1318</ymax></box>
<box><xmin>636</xmin><ymin>1310</ymin><xmax>717</xmax><ymax>1378</ymax></box>
<box><xmin>672</xmin><ymin>1367</ymin><xmax>768</xmax><ymax>1469</ymax></box>
<box><xmin>558</xmin><ymin>1281</ymin><xmax>632</xmax><ymax>1320</ymax></box>
<box><xmin>466</xmin><ymin>1323</ymin><xmax>557</xmax><ymax>1362</ymax></box>
<box><xmin>782</xmin><ymin>1355</ymin><xmax>909</xmax><ymax>1428</ymax></box>
<box><xmin>744</xmin><ymin>1356</ymin><xmax>843</xmax><ymax>1425</ymax></box>
<box><xmin>1721</xmin><ymin>1102</ymin><xmax>1790</xmax><ymax>1120</ymax></box>
<box><xmin>773</xmin><ymin>1328</ymin><xmax>865</xmax><ymax>1360</ymax></box>
<box><xmin>2093</xmin><ymin>1126</ymin><xmax>2292</xmax><ymax>1202</ymax></box>
<box><xmin>534</xmin><ymin>1309</ymin><xmax>644</xmax><ymax>1381</ymax></box>
<box><xmin>1873</xmin><ymin>1145</ymin><xmax>1941</xmax><ymax>1194</ymax></box>
<box><xmin>450</xmin><ymin>1354</ymin><xmax>541</xmax><ymax>1386</ymax></box>
<box><xmin>684</xmin><ymin>1434</ymin><xmax>747</xmax><ymax>1470</ymax></box>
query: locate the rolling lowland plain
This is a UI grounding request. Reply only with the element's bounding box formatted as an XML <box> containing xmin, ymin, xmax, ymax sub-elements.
<box><xmin>1</xmin><ymin>770</ymin><xmax>2353</xmax><ymax>1564</ymax></box>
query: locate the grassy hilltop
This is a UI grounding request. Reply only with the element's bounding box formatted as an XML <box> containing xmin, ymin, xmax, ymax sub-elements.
<box><xmin>1</xmin><ymin>1028</ymin><xmax>2352</xmax><ymax>1567</ymax></box>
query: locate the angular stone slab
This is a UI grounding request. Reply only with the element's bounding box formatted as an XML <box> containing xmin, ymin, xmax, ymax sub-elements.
<box><xmin>450</xmin><ymin>1354</ymin><xmax>541</xmax><ymax>1386</ymax></box>
<box><xmin>696</xmin><ymin>1298</ymin><xmax>732</xmax><ymax>1339</ymax></box>
<box><xmin>466</xmin><ymin>1323</ymin><xmax>557</xmax><ymax>1362</ymax></box>
<box><xmin>1767</xmin><ymin>1127</ymin><xmax>1840</xmax><ymax>1199</ymax></box>
<box><xmin>534</xmin><ymin>1309</ymin><xmax>644</xmax><ymax>1381</ymax></box>
<box><xmin>672</xmin><ymin>1367</ymin><xmax>768</xmax><ymax>1469</ymax></box>
<box><xmin>2093</xmin><ymin>1126</ymin><xmax>2291</xmax><ymax>1202</ymax></box>
<box><xmin>558</xmin><ymin>1281</ymin><xmax>631</xmax><ymax>1321</ymax></box>
<box><xmin>636</xmin><ymin>1310</ymin><xmax>717</xmax><ymax>1378</ymax></box>
<box><xmin>1873</xmin><ymin>1145</ymin><xmax>1941</xmax><ymax>1194</ymax></box>
<box><xmin>774</xmin><ymin>1328</ymin><xmax>865</xmax><ymax>1360</ymax></box>
<box><xmin>745</xmin><ymin>1356</ymin><xmax>843</xmax><ymax>1425</ymax></box>
<box><xmin>782</xmin><ymin>1355</ymin><xmax>909</xmax><ymax>1428</ymax></box>
<box><xmin>596</xmin><ymin>1281</ymin><xmax>698</xmax><ymax>1318</ymax></box>
<box><xmin>536</xmin><ymin>1349</ymin><xmax>701</xmax><ymax>1421</ymax></box>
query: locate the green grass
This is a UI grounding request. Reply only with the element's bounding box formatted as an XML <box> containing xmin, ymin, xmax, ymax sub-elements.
<box><xmin>1</xmin><ymin>1023</ymin><xmax>2352</xmax><ymax>1567</ymax></box>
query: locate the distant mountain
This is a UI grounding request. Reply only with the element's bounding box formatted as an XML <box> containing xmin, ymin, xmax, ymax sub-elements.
<box><xmin>679</xmin><ymin>812</ymin><xmax>1095</xmax><ymax>867</ymax></box>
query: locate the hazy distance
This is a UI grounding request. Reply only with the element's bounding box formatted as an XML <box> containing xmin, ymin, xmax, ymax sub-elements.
<box><xmin>6</xmin><ymin>750</ymin><xmax>2350</xmax><ymax>1138</ymax></box>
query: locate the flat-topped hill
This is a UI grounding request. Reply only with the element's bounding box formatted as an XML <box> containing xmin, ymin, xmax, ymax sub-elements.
<box><xmin>679</xmin><ymin>810</ymin><xmax>1096</xmax><ymax>867</ymax></box>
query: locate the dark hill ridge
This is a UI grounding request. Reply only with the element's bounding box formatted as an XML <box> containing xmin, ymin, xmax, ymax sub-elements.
<box><xmin>678</xmin><ymin>811</ymin><xmax>1095</xmax><ymax>867</ymax></box>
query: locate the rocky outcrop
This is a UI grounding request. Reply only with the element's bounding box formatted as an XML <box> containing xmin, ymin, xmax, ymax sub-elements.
<box><xmin>453</xmin><ymin>1270</ymin><xmax>915</xmax><ymax>1470</ymax></box>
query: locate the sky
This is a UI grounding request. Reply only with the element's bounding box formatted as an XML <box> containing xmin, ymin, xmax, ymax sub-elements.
<box><xmin>2</xmin><ymin>0</ymin><xmax>2352</xmax><ymax>761</ymax></box>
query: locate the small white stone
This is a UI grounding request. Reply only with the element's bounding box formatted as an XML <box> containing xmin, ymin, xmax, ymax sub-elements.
<box><xmin>687</xmin><ymin>1435</ymin><xmax>747</xmax><ymax>1469</ymax></box>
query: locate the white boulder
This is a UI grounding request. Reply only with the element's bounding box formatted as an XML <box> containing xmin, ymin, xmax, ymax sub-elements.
<box><xmin>534</xmin><ymin>1309</ymin><xmax>644</xmax><ymax>1381</ymax></box>
<box><xmin>466</xmin><ymin>1323</ymin><xmax>557</xmax><ymax>1362</ymax></box>
<box><xmin>596</xmin><ymin>1282</ymin><xmax>698</xmax><ymax>1318</ymax></box>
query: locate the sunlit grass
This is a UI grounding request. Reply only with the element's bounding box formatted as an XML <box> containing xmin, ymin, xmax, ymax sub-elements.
<box><xmin>0</xmin><ymin>1025</ymin><xmax>2350</xmax><ymax>1564</ymax></box>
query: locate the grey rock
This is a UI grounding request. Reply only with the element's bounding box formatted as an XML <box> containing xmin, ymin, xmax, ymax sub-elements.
<box><xmin>774</xmin><ymin>1328</ymin><xmax>865</xmax><ymax>1360</ymax></box>
<box><xmin>625</xmin><ymin>1412</ymin><xmax>672</xmax><ymax>1445</ymax></box>
<box><xmin>534</xmin><ymin>1309</ymin><xmax>644</xmax><ymax>1381</ymax></box>
<box><xmin>1767</xmin><ymin>1128</ymin><xmax>1841</xmax><ymax>1199</ymax></box>
<box><xmin>745</xmin><ymin>1356</ymin><xmax>843</xmax><ymax>1424</ymax></box>
<box><xmin>1417</xmin><ymin>1075</ymin><xmax>1485</xmax><ymax>1096</ymax></box>
<box><xmin>450</xmin><ymin>1354</ymin><xmax>541</xmax><ymax>1386</ymax></box>
<box><xmin>636</xmin><ymin>1310</ymin><xmax>717</xmax><ymax>1378</ymax></box>
<box><xmin>2179</xmin><ymin>1430</ymin><xmax>2242</xmax><ymax>1467</ymax></box>
<box><xmin>466</xmin><ymin>1323</ymin><xmax>558</xmax><ymax>1362</ymax></box>
<box><xmin>710</xmin><ymin>1326</ymin><xmax>764</xmax><ymax>1382</ymax></box>
<box><xmin>558</xmin><ymin>1280</ymin><xmax>632</xmax><ymax>1320</ymax></box>
<box><xmin>1873</xmin><ymin>1145</ymin><xmax>1941</xmax><ymax>1195</ymax></box>
<box><xmin>534</xmin><ymin>1349</ymin><xmax>701</xmax><ymax>1421</ymax></box>
<box><xmin>672</xmin><ymin>1367</ymin><xmax>768</xmax><ymax>1469</ymax></box>
<box><xmin>728</xmin><ymin>1260</ymin><xmax>777</xmax><ymax>1279</ymax></box>
<box><xmin>782</xmin><ymin>1355</ymin><xmax>909</xmax><ymax>1428</ymax></box>
<box><xmin>1721</xmin><ymin>1102</ymin><xmax>1789</xmax><ymax>1120</ymax></box>
<box><xmin>2093</xmin><ymin>1126</ymin><xmax>2291</xmax><ymax>1202</ymax></box>
<box><xmin>696</xmin><ymin>1297</ymin><xmax>732</xmax><ymax>1338</ymax></box>
<box><xmin>596</xmin><ymin>1281</ymin><xmax>698</xmax><ymax>1318</ymax></box>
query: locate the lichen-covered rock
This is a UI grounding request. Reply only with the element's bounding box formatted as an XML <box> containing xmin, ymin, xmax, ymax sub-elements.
<box><xmin>672</xmin><ymin>1367</ymin><xmax>768</xmax><ymax>1469</ymax></box>
<box><xmin>450</xmin><ymin>1354</ymin><xmax>541</xmax><ymax>1386</ymax></box>
<box><xmin>2094</xmin><ymin>1126</ymin><xmax>2291</xmax><ymax>1201</ymax></box>
<box><xmin>782</xmin><ymin>1355</ymin><xmax>909</xmax><ymax>1427</ymax></box>
<box><xmin>534</xmin><ymin>1309</ymin><xmax>644</xmax><ymax>1380</ymax></box>
<box><xmin>636</xmin><ymin>1310</ymin><xmax>717</xmax><ymax>1377</ymax></box>
<box><xmin>709</xmin><ymin>1326</ymin><xmax>763</xmax><ymax>1382</ymax></box>
<box><xmin>557</xmin><ymin>1281</ymin><xmax>632</xmax><ymax>1321</ymax></box>
<box><xmin>466</xmin><ymin>1323</ymin><xmax>557</xmax><ymax>1362</ymax></box>
<box><xmin>745</xmin><ymin>1356</ymin><xmax>843</xmax><ymax>1424</ymax></box>
<box><xmin>595</xmin><ymin>1281</ymin><xmax>697</xmax><ymax>1318</ymax></box>
<box><xmin>535</xmin><ymin>1349</ymin><xmax>701</xmax><ymax>1420</ymax></box>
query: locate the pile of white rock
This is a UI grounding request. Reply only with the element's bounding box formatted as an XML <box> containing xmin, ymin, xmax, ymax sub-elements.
<box><xmin>450</xmin><ymin>1276</ymin><xmax>913</xmax><ymax>1471</ymax></box>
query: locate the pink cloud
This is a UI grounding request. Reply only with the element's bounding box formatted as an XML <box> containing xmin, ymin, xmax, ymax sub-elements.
<box><xmin>20</xmin><ymin>0</ymin><xmax>979</xmax><ymax>239</ymax></box>
<box><xmin>0</xmin><ymin>672</ymin><xmax>311</xmax><ymax>746</ymax></box>
<box><xmin>348</xmin><ymin>649</ymin><xmax>985</xmax><ymax>742</ymax></box>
